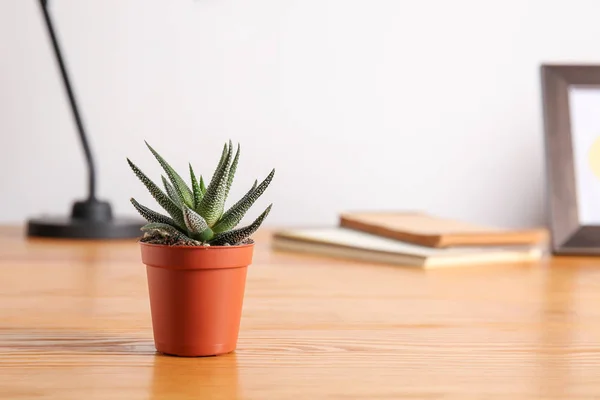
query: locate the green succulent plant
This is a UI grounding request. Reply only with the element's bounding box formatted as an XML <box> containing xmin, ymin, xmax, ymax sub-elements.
<box><xmin>127</xmin><ymin>140</ymin><xmax>274</xmax><ymax>246</ymax></box>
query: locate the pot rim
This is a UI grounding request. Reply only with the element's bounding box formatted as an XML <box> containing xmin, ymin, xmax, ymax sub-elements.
<box><xmin>138</xmin><ymin>239</ymin><xmax>255</xmax><ymax>251</ymax></box>
<box><xmin>139</xmin><ymin>239</ymin><xmax>255</xmax><ymax>270</ymax></box>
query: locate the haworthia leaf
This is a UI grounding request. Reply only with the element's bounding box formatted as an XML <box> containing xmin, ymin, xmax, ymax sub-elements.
<box><xmin>216</xmin><ymin>141</ymin><xmax>229</xmax><ymax>170</ymax></box>
<box><xmin>197</xmin><ymin>141</ymin><xmax>233</xmax><ymax>226</ymax></box>
<box><xmin>216</xmin><ymin>179</ymin><xmax>256</xmax><ymax>227</ymax></box>
<box><xmin>199</xmin><ymin>175</ymin><xmax>206</xmax><ymax>194</ymax></box>
<box><xmin>130</xmin><ymin>197</ymin><xmax>179</xmax><ymax>228</ymax></box>
<box><xmin>182</xmin><ymin>204</ymin><xmax>209</xmax><ymax>234</ymax></box>
<box><xmin>141</xmin><ymin>222</ymin><xmax>199</xmax><ymax>245</ymax></box>
<box><xmin>189</xmin><ymin>164</ymin><xmax>203</xmax><ymax>209</ymax></box>
<box><xmin>141</xmin><ymin>222</ymin><xmax>180</xmax><ymax>235</ymax></box>
<box><xmin>145</xmin><ymin>141</ymin><xmax>194</xmax><ymax>208</ymax></box>
<box><xmin>212</xmin><ymin>169</ymin><xmax>274</xmax><ymax>233</ymax></box>
<box><xmin>232</xmin><ymin>179</ymin><xmax>258</xmax><ymax>210</ymax></box>
<box><xmin>224</xmin><ymin>143</ymin><xmax>240</xmax><ymax>202</ymax></box>
<box><xmin>127</xmin><ymin>158</ymin><xmax>186</xmax><ymax>228</ymax></box>
<box><xmin>210</xmin><ymin>204</ymin><xmax>272</xmax><ymax>246</ymax></box>
<box><xmin>162</xmin><ymin>176</ymin><xmax>181</xmax><ymax>207</ymax></box>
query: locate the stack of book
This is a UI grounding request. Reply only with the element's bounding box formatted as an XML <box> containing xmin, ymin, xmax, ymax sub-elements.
<box><xmin>271</xmin><ymin>211</ymin><xmax>549</xmax><ymax>268</ymax></box>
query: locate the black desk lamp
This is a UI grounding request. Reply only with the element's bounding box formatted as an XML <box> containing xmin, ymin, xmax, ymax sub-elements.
<box><xmin>26</xmin><ymin>0</ymin><xmax>144</xmax><ymax>239</ymax></box>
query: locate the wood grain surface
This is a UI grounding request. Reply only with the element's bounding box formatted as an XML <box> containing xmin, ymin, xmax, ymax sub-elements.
<box><xmin>2</xmin><ymin>225</ymin><xmax>600</xmax><ymax>399</ymax></box>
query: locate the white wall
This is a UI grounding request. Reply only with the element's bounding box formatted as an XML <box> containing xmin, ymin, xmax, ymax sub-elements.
<box><xmin>2</xmin><ymin>0</ymin><xmax>599</xmax><ymax>229</ymax></box>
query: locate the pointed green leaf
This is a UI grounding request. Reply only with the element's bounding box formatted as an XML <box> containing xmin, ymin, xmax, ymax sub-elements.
<box><xmin>189</xmin><ymin>164</ymin><xmax>203</xmax><ymax>209</ymax></box>
<box><xmin>224</xmin><ymin>179</ymin><xmax>257</xmax><ymax>214</ymax></box>
<box><xmin>224</xmin><ymin>142</ymin><xmax>240</xmax><ymax>202</ymax></box>
<box><xmin>162</xmin><ymin>176</ymin><xmax>181</xmax><ymax>207</ymax></box>
<box><xmin>197</xmin><ymin>141</ymin><xmax>234</xmax><ymax>226</ymax></box>
<box><xmin>127</xmin><ymin>158</ymin><xmax>185</xmax><ymax>228</ymax></box>
<box><xmin>130</xmin><ymin>197</ymin><xmax>179</xmax><ymax>227</ymax></box>
<box><xmin>199</xmin><ymin>175</ymin><xmax>206</xmax><ymax>194</ymax></box>
<box><xmin>182</xmin><ymin>204</ymin><xmax>209</xmax><ymax>234</ymax></box>
<box><xmin>141</xmin><ymin>222</ymin><xmax>181</xmax><ymax>235</ymax></box>
<box><xmin>145</xmin><ymin>141</ymin><xmax>194</xmax><ymax>208</ymax></box>
<box><xmin>216</xmin><ymin>141</ymin><xmax>230</xmax><ymax>169</ymax></box>
<box><xmin>212</xmin><ymin>169</ymin><xmax>274</xmax><ymax>233</ymax></box>
<box><xmin>209</xmin><ymin>204</ymin><xmax>272</xmax><ymax>245</ymax></box>
<box><xmin>141</xmin><ymin>222</ymin><xmax>199</xmax><ymax>245</ymax></box>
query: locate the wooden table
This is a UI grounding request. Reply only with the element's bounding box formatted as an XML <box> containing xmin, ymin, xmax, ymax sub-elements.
<box><xmin>2</xmin><ymin>226</ymin><xmax>600</xmax><ymax>399</ymax></box>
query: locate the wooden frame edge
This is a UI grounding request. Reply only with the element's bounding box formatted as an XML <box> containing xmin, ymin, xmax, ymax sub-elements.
<box><xmin>541</xmin><ymin>63</ymin><xmax>600</xmax><ymax>254</ymax></box>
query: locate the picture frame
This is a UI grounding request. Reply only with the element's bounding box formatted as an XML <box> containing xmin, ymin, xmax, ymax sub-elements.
<box><xmin>541</xmin><ymin>64</ymin><xmax>600</xmax><ymax>255</ymax></box>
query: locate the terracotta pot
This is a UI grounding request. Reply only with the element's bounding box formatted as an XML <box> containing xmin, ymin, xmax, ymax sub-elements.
<box><xmin>139</xmin><ymin>241</ymin><xmax>254</xmax><ymax>357</ymax></box>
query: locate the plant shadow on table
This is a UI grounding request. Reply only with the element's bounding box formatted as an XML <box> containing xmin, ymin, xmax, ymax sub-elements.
<box><xmin>149</xmin><ymin>352</ymin><xmax>240</xmax><ymax>400</ymax></box>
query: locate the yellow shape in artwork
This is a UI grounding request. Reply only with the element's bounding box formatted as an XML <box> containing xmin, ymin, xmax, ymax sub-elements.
<box><xmin>589</xmin><ymin>136</ymin><xmax>600</xmax><ymax>179</ymax></box>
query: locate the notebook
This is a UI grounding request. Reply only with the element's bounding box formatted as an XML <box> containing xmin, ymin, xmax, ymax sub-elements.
<box><xmin>271</xmin><ymin>227</ymin><xmax>544</xmax><ymax>268</ymax></box>
<box><xmin>339</xmin><ymin>211</ymin><xmax>548</xmax><ymax>248</ymax></box>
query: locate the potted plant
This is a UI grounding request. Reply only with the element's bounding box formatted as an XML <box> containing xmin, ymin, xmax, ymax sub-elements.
<box><xmin>127</xmin><ymin>140</ymin><xmax>274</xmax><ymax>357</ymax></box>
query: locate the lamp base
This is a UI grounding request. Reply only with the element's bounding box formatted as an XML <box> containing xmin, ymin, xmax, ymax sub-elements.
<box><xmin>27</xmin><ymin>216</ymin><xmax>145</xmax><ymax>239</ymax></box>
<box><xmin>26</xmin><ymin>199</ymin><xmax>145</xmax><ymax>239</ymax></box>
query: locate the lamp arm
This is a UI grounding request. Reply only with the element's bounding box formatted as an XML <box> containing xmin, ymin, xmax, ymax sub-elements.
<box><xmin>38</xmin><ymin>0</ymin><xmax>97</xmax><ymax>201</ymax></box>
